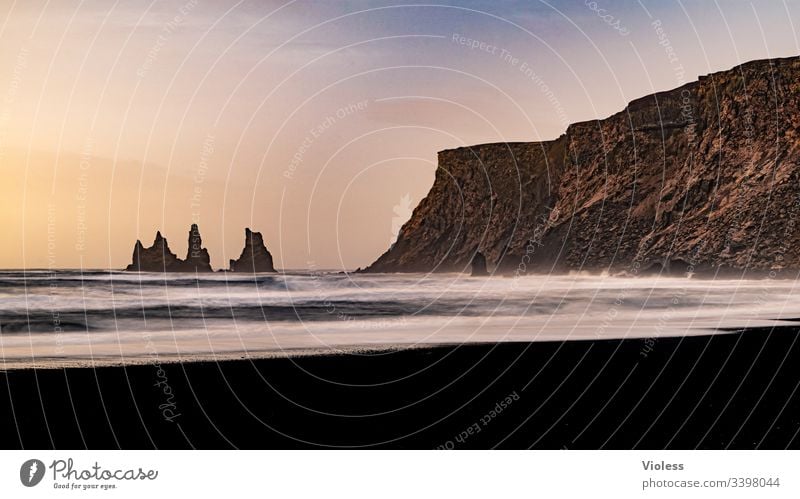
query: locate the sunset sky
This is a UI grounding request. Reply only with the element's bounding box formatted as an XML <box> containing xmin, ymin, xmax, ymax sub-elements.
<box><xmin>1</xmin><ymin>0</ymin><xmax>799</xmax><ymax>270</ymax></box>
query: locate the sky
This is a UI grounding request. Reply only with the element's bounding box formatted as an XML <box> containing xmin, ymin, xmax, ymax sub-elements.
<box><xmin>1</xmin><ymin>0</ymin><xmax>799</xmax><ymax>270</ymax></box>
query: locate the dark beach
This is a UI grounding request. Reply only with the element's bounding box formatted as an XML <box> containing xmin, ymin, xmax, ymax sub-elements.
<box><xmin>2</xmin><ymin>327</ymin><xmax>799</xmax><ymax>449</ymax></box>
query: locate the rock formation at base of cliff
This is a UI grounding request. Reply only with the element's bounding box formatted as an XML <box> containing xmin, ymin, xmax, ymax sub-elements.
<box><xmin>366</xmin><ymin>56</ymin><xmax>800</xmax><ymax>276</ymax></box>
<box><xmin>229</xmin><ymin>228</ymin><xmax>276</xmax><ymax>273</ymax></box>
<box><xmin>471</xmin><ymin>252</ymin><xmax>489</xmax><ymax>276</ymax></box>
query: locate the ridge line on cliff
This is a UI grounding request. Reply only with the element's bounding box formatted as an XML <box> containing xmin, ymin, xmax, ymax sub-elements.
<box><xmin>365</xmin><ymin>55</ymin><xmax>800</xmax><ymax>275</ymax></box>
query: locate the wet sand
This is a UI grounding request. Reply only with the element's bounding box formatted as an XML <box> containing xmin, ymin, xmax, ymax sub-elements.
<box><xmin>1</xmin><ymin>326</ymin><xmax>799</xmax><ymax>449</ymax></box>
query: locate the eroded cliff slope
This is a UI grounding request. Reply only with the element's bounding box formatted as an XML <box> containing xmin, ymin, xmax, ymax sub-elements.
<box><xmin>367</xmin><ymin>56</ymin><xmax>800</xmax><ymax>276</ymax></box>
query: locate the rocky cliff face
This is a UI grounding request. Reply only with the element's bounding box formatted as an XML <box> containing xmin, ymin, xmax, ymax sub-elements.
<box><xmin>367</xmin><ymin>56</ymin><xmax>800</xmax><ymax>276</ymax></box>
<box><xmin>229</xmin><ymin>228</ymin><xmax>276</xmax><ymax>273</ymax></box>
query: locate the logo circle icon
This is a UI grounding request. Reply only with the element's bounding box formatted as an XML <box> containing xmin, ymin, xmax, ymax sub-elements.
<box><xmin>20</xmin><ymin>459</ymin><xmax>45</xmax><ymax>487</ymax></box>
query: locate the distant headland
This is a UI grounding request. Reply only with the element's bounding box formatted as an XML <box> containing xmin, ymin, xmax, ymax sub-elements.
<box><xmin>366</xmin><ymin>56</ymin><xmax>800</xmax><ymax>276</ymax></box>
<box><xmin>125</xmin><ymin>224</ymin><xmax>275</xmax><ymax>273</ymax></box>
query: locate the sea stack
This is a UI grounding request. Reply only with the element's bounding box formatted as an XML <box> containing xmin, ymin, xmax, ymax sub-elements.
<box><xmin>229</xmin><ymin>228</ymin><xmax>276</xmax><ymax>273</ymax></box>
<box><xmin>471</xmin><ymin>252</ymin><xmax>489</xmax><ymax>276</ymax></box>
<box><xmin>178</xmin><ymin>223</ymin><xmax>213</xmax><ymax>272</ymax></box>
<box><xmin>125</xmin><ymin>231</ymin><xmax>181</xmax><ymax>272</ymax></box>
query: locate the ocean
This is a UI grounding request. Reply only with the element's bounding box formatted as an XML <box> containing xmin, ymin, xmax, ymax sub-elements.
<box><xmin>1</xmin><ymin>270</ymin><xmax>798</xmax><ymax>368</ymax></box>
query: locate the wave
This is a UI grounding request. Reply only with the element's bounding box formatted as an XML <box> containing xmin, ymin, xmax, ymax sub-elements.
<box><xmin>2</xmin><ymin>270</ymin><xmax>799</xmax><ymax>338</ymax></box>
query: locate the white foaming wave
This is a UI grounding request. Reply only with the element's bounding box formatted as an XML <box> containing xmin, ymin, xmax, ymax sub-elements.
<box><xmin>2</xmin><ymin>272</ymin><xmax>800</xmax><ymax>368</ymax></box>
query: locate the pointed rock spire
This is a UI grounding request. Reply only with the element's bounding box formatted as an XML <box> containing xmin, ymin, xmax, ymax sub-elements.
<box><xmin>180</xmin><ymin>223</ymin><xmax>213</xmax><ymax>272</ymax></box>
<box><xmin>229</xmin><ymin>228</ymin><xmax>275</xmax><ymax>273</ymax></box>
<box><xmin>124</xmin><ymin>225</ymin><xmax>275</xmax><ymax>273</ymax></box>
<box><xmin>125</xmin><ymin>231</ymin><xmax>180</xmax><ymax>271</ymax></box>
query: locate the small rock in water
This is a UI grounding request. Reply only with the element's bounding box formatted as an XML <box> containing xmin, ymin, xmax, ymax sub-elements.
<box><xmin>471</xmin><ymin>251</ymin><xmax>489</xmax><ymax>276</ymax></box>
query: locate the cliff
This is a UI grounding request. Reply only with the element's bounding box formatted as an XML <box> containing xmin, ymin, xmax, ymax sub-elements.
<box><xmin>367</xmin><ymin>56</ymin><xmax>800</xmax><ymax>276</ymax></box>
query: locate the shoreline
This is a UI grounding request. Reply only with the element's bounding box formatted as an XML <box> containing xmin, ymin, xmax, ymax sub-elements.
<box><xmin>0</xmin><ymin>343</ymin><xmax>443</xmax><ymax>372</ymax></box>
<box><xmin>2</xmin><ymin>327</ymin><xmax>799</xmax><ymax>449</ymax></box>
<box><xmin>0</xmin><ymin>329</ymin><xmax>753</xmax><ymax>371</ymax></box>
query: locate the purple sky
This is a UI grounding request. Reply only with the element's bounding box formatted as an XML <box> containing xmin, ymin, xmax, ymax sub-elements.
<box><xmin>1</xmin><ymin>0</ymin><xmax>798</xmax><ymax>269</ymax></box>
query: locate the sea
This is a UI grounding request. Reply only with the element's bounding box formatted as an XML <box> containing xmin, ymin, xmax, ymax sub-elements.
<box><xmin>1</xmin><ymin>270</ymin><xmax>799</xmax><ymax>368</ymax></box>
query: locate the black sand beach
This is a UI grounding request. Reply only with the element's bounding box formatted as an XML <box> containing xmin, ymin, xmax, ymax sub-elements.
<box><xmin>2</xmin><ymin>327</ymin><xmax>799</xmax><ymax>449</ymax></box>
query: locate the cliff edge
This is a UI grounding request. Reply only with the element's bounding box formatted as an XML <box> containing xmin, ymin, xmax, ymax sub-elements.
<box><xmin>366</xmin><ymin>56</ymin><xmax>800</xmax><ymax>276</ymax></box>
